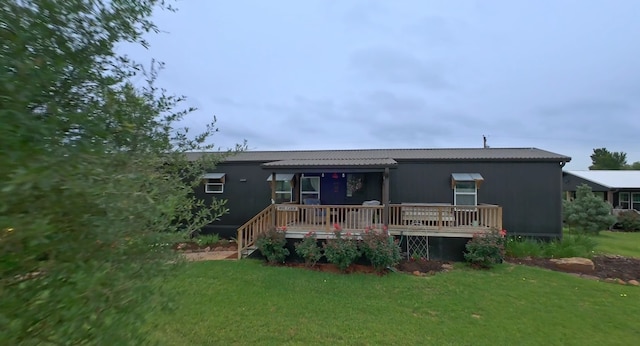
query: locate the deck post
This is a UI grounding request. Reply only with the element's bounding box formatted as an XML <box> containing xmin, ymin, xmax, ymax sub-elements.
<box><xmin>271</xmin><ymin>172</ymin><xmax>276</xmax><ymax>228</ymax></box>
<box><xmin>382</xmin><ymin>167</ymin><xmax>390</xmax><ymax>226</ymax></box>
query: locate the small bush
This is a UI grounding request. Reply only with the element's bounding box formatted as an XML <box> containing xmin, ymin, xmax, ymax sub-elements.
<box><xmin>464</xmin><ymin>229</ymin><xmax>506</xmax><ymax>268</ymax></box>
<box><xmin>505</xmin><ymin>234</ymin><xmax>597</xmax><ymax>259</ymax></box>
<box><xmin>295</xmin><ymin>232</ymin><xmax>323</xmax><ymax>267</ymax></box>
<box><xmin>323</xmin><ymin>230</ymin><xmax>360</xmax><ymax>271</ymax></box>
<box><xmin>195</xmin><ymin>234</ymin><xmax>220</xmax><ymax>247</ymax></box>
<box><xmin>255</xmin><ymin>227</ymin><xmax>289</xmax><ymax>264</ymax></box>
<box><xmin>505</xmin><ymin>236</ymin><xmax>544</xmax><ymax>258</ymax></box>
<box><xmin>542</xmin><ymin>234</ymin><xmax>597</xmax><ymax>258</ymax></box>
<box><xmin>563</xmin><ymin>184</ymin><xmax>616</xmax><ymax>235</ymax></box>
<box><xmin>617</xmin><ymin>210</ymin><xmax>640</xmax><ymax>232</ymax></box>
<box><xmin>361</xmin><ymin>227</ymin><xmax>401</xmax><ymax>272</ymax></box>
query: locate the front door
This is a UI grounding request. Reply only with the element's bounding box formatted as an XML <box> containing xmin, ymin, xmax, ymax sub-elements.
<box><xmin>321</xmin><ymin>173</ymin><xmax>346</xmax><ymax>205</ymax></box>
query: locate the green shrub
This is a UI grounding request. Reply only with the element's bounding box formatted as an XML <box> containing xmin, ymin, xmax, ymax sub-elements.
<box><xmin>563</xmin><ymin>184</ymin><xmax>616</xmax><ymax>235</ymax></box>
<box><xmin>505</xmin><ymin>236</ymin><xmax>544</xmax><ymax>258</ymax></box>
<box><xmin>361</xmin><ymin>228</ymin><xmax>401</xmax><ymax>272</ymax></box>
<box><xmin>542</xmin><ymin>234</ymin><xmax>597</xmax><ymax>258</ymax></box>
<box><xmin>323</xmin><ymin>231</ymin><xmax>360</xmax><ymax>271</ymax></box>
<box><xmin>464</xmin><ymin>229</ymin><xmax>506</xmax><ymax>268</ymax></box>
<box><xmin>617</xmin><ymin>210</ymin><xmax>640</xmax><ymax>232</ymax></box>
<box><xmin>295</xmin><ymin>232</ymin><xmax>323</xmax><ymax>267</ymax></box>
<box><xmin>505</xmin><ymin>234</ymin><xmax>597</xmax><ymax>259</ymax></box>
<box><xmin>256</xmin><ymin>227</ymin><xmax>289</xmax><ymax>264</ymax></box>
<box><xmin>195</xmin><ymin>234</ymin><xmax>220</xmax><ymax>247</ymax></box>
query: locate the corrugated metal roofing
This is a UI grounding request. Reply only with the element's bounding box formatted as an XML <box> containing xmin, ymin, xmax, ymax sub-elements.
<box><xmin>266</xmin><ymin>173</ymin><xmax>295</xmax><ymax>181</ymax></box>
<box><xmin>261</xmin><ymin>158</ymin><xmax>398</xmax><ymax>168</ymax></box>
<box><xmin>451</xmin><ymin>173</ymin><xmax>484</xmax><ymax>181</ymax></box>
<box><xmin>186</xmin><ymin>147</ymin><xmax>571</xmax><ymax>163</ymax></box>
<box><xmin>564</xmin><ymin>170</ymin><xmax>640</xmax><ymax>189</ymax></box>
<box><xmin>202</xmin><ymin>173</ymin><xmax>225</xmax><ymax>179</ymax></box>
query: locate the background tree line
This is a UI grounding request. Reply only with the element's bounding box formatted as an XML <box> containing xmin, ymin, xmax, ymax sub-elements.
<box><xmin>589</xmin><ymin>148</ymin><xmax>640</xmax><ymax>170</ymax></box>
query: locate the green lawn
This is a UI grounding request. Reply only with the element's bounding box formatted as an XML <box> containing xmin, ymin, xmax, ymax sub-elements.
<box><xmin>148</xmin><ymin>260</ymin><xmax>639</xmax><ymax>345</ymax></box>
<box><xmin>595</xmin><ymin>231</ymin><xmax>640</xmax><ymax>258</ymax></box>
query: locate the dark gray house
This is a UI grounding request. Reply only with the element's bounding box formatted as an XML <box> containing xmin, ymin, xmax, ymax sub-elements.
<box><xmin>563</xmin><ymin>170</ymin><xmax>640</xmax><ymax>210</ymax></box>
<box><xmin>190</xmin><ymin>147</ymin><xmax>571</xmax><ymax>260</ymax></box>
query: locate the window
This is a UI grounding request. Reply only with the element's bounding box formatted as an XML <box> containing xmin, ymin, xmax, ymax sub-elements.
<box><xmin>454</xmin><ymin>181</ymin><xmax>477</xmax><ymax>206</ymax></box>
<box><xmin>300</xmin><ymin>175</ymin><xmax>320</xmax><ymax>201</ymax></box>
<box><xmin>203</xmin><ymin>173</ymin><xmax>225</xmax><ymax>194</ymax></box>
<box><xmin>266</xmin><ymin>174</ymin><xmax>294</xmax><ymax>203</ymax></box>
<box><xmin>451</xmin><ymin>173</ymin><xmax>483</xmax><ymax>206</ymax></box>
<box><xmin>619</xmin><ymin>192</ymin><xmax>630</xmax><ymax>209</ymax></box>
<box><xmin>632</xmin><ymin>193</ymin><xmax>640</xmax><ymax>211</ymax></box>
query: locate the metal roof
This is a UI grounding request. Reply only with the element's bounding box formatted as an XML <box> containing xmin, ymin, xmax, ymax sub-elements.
<box><xmin>451</xmin><ymin>173</ymin><xmax>484</xmax><ymax>181</ymax></box>
<box><xmin>202</xmin><ymin>173</ymin><xmax>225</xmax><ymax>179</ymax></box>
<box><xmin>186</xmin><ymin>147</ymin><xmax>571</xmax><ymax>163</ymax></box>
<box><xmin>266</xmin><ymin>173</ymin><xmax>295</xmax><ymax>181</ymax></box>
<box><xmin>564</xmin><ymin>170</ymin><xmax>640</xmax><ymax>189</ymax></box>
<box><xmin>261</xmin><ymin>158</ymin><xmax>398</xmax><ymax>168</ymax></box>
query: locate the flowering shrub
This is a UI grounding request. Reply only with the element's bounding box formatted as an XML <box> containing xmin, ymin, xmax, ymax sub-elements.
<box><xmin>255</xmin><ymin>226</ymin><xmax>289</xmax><ymax>264</ymax></box>
<box><xmin>464</xmin><ymin>228</ymin><xmax>507</xmax><ymax>269</ymax></box>
<box><xmin>323</xmin><ymin>230</ymin><xmax>360</xmax><ymax>271</ymax></box>
<box><xmin>617</xmin><ymin>210</ymin><xmax>640</xmax><ymax>232</ymax></box>
<box><xmin>295</xmin><ymin>231</ymin><xmax>323</xmax><ymax>267</ymax></box>
<box><xmin>361</xmin><ymin>227</ymin><xmax>401</xmax><ymax>272</ymax></box>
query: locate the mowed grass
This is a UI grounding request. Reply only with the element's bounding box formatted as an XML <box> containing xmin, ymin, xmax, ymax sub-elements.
<box><xmin>148</xmin><ymin>260</ymin><xmax>639</xmax><ymax>345</ymax></box>
<box><xmin>595</xmin><ymin>231</ymin><xmax>640</xmax><ymax>258</ymax></box>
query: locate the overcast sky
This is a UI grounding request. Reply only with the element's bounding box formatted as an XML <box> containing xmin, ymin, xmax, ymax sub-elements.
<box><xmin>123</xmin><ymin>0</ymin><xmax>640</xmax><ymax>170</ymax></box>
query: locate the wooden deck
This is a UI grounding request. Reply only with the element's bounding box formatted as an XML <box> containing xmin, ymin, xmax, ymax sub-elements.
<box><xmin>237</xmin><ymin>203</ymin><xmax>503</xmax><ymax>258</ymax></box>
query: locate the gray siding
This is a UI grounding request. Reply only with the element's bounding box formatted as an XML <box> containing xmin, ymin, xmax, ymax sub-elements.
<box><xmin>194</xmin><ymin>162</ymin><xmax>272</xmax><ymax>237</ymax></box>
<box><xmin>199</xmin><ymin>160</ymin><xmax>565</xmax><ymax>239</ymax></box>
<box><xmin>390</xmin><ymin>160</ymin><xmax>564</xmax><ymax>237</ymax></box>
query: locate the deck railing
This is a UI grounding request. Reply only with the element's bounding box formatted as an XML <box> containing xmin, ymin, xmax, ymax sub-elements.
<box><xmin>388</xmin><ymin>203</ymin><xmax>502</xmax><ymax>230</ymax></box>
<box><xmin>236</xmin><ymin>204</ymin><xmax>275</xmax><ymax>259</ymax></box>
<box><xmin>274</xmin><ymin>204</ymin><xmax>385</xmax><ymax>232</ymax></box>
<box><xmin>237</xmin><ymin>203</ymin><xmax>503</xmax><ymax>258</ymax></box>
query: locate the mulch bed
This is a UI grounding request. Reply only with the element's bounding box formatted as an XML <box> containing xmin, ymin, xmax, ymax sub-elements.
<box><xmin>277</xmin><ymin>255</ymin><xmax>640</xmax><ymax>283</ymax></box>
<box><xmin>173</xmin><ymin>242</ymin><xmax>640</xmax><ymax>283</ymax></box>
<box><xmin>506</xmin><ymin>255</ymin><xmax>640</xmax><ymax>282</ymax></box>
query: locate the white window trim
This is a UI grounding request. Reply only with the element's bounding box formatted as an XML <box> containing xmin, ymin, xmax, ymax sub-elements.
<box><xmin>203</xmin><ymin>173</ymin><xmax>225</xmax><ymax>194</ymax></box>
<box><xmin>300</xmin><ymin>176</ymin><xmax>320</xmax><ymax>201</ymax></box>
<box><xmin>266</xmin><ymin>174</ymin><xmax>294</xmax><ymax>203</ymax></box>
<box><xmin>619</xmin><ymin>192</ymin><xmax>630</xmax><ymax>209</ymax></box>
<box><xmin>631</xmin><ymin>192</ymin><xmax>640</xmax><ymax>210</ymax></box>
<box><xmin>454</xmin><ymin>181</ymin><xmax>478</xmax><ymax>206</ymax></box>
<box><xmin>205</xmin><ymin>181</ymin><xmax>224</xmax><ymax>194</ymax></box>
<box><xmin>275</xmin><ymin>182</ymin><xmax>293</xmax><ymax>203</ymax></box>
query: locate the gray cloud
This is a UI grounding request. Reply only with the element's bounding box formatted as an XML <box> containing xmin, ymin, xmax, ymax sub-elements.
<box><xmin>122</xmin><ymin>0</ymin><xmax>640</xmax><ymax>169</ymax></box>
<box><xmin>349</xmin><ymin>47</ymin><xmax>452</xmax><ymax>90</ymax></box>
<box><xmin>404</xmin><ymin>16</ymin><xmax>456</xmax><ymax>46</ymax></box>
<box><xmin>538</xmin><ymin>100</ymin><xmax>632</xmax><ymax>117</ymax></box>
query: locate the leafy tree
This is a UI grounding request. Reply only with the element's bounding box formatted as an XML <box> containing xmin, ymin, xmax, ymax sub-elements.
<box><xmin>627</xmin><ymin>161</ymin><xmax>640</xmax><ymax>170</ymax></box>
<box><xmin>1</xmin><ymin>0</ymin><xmax>238</xmax><ymax>343</ymax></box>
<box><xmin>563</xmin><ymin>184</ymin><xmax>616</xmax><ymax>235</ymax></box>
<box><xmin>589</xmin><ymin>148</ymin><xmax>627</xmax><ymax>170</ymax></box>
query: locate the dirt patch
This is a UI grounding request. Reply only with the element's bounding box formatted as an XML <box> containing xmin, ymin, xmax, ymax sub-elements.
<box><xmin>173</xmin><ymin>241</ymin><xmax>238</xmax><ymax>261</ymax></box>
<box><xmin>172</xmin><ymin>241</ymin><xmax>237</xmax><ymax>252</ymax></box>
<box><xmin>506</xmin><ymin>255</ymin><xmax>640</xmax><ymax>282</ymax></box>
<box><xmin>183</xmin><ymin>251</ymin><xmax>237</xmax><ymax>261</ymax></box>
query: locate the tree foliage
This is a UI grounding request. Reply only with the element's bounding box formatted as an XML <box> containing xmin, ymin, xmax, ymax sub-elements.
<box><xmin>628</xmin><ymin>161</ymin><xmax>640</xmax><ymax>170</ymax></box>
<box><xmin>563</xmin><ymin>184</ymin><xmax>616</xmax><ymax>235</ymax></box>
<box><xmin>1</xmin><ymin>0</ymin><xmax>238</xmax><ymax>343</ymax></box>
<box><xmin>589</xmin><ymin>148</ymin><xmax>627</xmax><ymax>170</ymax></box>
